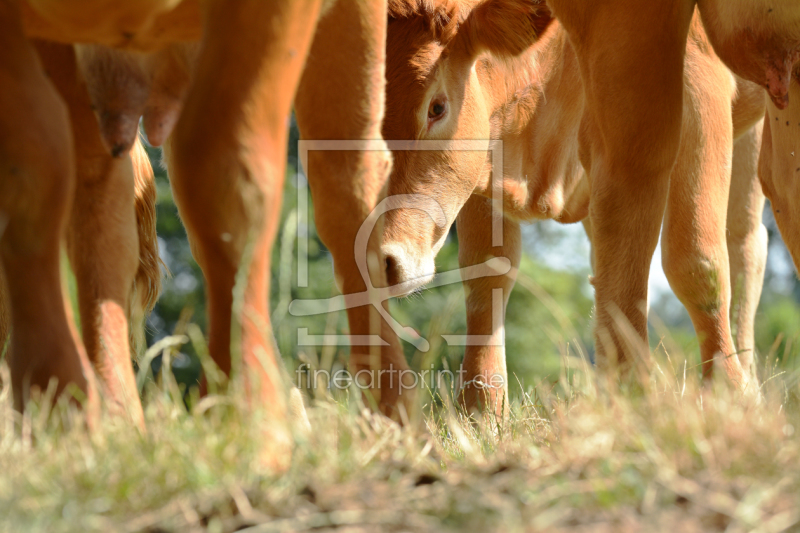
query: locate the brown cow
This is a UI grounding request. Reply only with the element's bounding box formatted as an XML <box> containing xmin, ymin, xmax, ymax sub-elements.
<box><xmin>691</xmin><ymin>4</ymin><xmax>800</xmax><ymax>282</ymax></box>
<box><xmin>527</xmin><ymin>0</ymin><xmax>797</xmax><ymax>412</ymax></box>
<box><xmin>68</xmin><ymin>0</ymin><xmax>414</xmax><ymax>419</ymax></box>
<box><xmin>380</xmin><ymin>0</ymin><xmax>767</xmax><ymax>414</ymax></box>
<box><xmin>0</xmin><ymin>128</ymin><xmax>160</xmax><ymax>419</ymax></box>
<box><xmin>1</xmin><ymin>0</ymin><xmax>409</xmax><ymax>451</ymax></box>
<box><xmin>0</xmin><ymin>37</ymin><xmax>161</xmax><ymax>426</ymax></box>
<box><xmin>36</xmin><ymin>41</ymin><xmax>162</xmax><ymax>426</ymax></box>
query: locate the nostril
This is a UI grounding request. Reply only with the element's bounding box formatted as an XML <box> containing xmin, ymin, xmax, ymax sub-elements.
<box><xmin>385</xmin><ymin>254</ymin><xmax>399</xmax><ymax>286</ymax></box>
<box><xmin>110</xmin><ymin>143</ymin><xmax>127</xmax><ymax>158</ymax></box>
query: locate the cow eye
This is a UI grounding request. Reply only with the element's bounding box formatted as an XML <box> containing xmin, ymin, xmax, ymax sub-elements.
<box><xmin>428</xmin><ymin>98</ymin><xmax>447</xmax><ymax>121</ymax></box>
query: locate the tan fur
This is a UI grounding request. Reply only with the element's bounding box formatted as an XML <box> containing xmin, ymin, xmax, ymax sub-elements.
<box><xmin>74</xmin><ymin>44</ymin><xmax>149</xmax><ymax>156</ymax></box>
<box><xmin>545</xmin><ymin>0</ymin><xmax>726</xmax><ymax>391</ymax></box>
<box><xmin>141</xmin><ymin>43</ymin><xmax>197</xmax><ymax>147</ymax></box>
<box><xmin>27</xmin><ymin>40</ymin><xmax>151</xmax><ymax>425</ymax></box>
<box><xmin>542</xmin><ymin>0</ymin><xmax>800</xmax><ymax>399</ymax></box>
<box><xmin>0</xmin><ymin>6</ymin><xmax>88</xmax><ymax>413</ymax></box>
<box><xmin>295</xmin><ymin>0</ymin><xmax>412</xmax><ymax>418</ymax></box>
<box><xmin>696</xmin><ymin>0</ymin><xmax>800</xmax><ymax>381</ymax></box>
<box><xmin>21</xmin><ymin>0</ymin><xmax>200</xmax><ymax>51</ymax></box>
<box><xmin>382</xmin><ymin>2</ymin><xmax>767</xmax><ymax>412</ymax></box>
<box><xmin>387</xmin><ymin>0</ymin><xmax>462</xmax><ymax>44</ymax></box>
<box><xmin>727</xmin><ymin>120</ymin><xmax>767</xmax><ymax>379</ymax></box>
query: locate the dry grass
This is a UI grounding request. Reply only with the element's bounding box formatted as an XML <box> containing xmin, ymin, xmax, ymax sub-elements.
<box><xmin>2</xmin><ymin>350</ymin><xmax>800</xmax><ymax>532</ymax></box>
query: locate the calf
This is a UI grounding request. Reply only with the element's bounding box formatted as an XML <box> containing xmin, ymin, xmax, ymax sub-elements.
<box><xmin>381</xmin><ymin>0</ymin><xmax>767</xmax><ymax>414</ymax></box>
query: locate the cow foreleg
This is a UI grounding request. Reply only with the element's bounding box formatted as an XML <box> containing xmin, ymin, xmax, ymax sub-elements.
<box><xmin>550</xmin><ymin>0</ymin><xmax>694</xmax><ymax>381</ymax></box>
<box><xmin>168</xmin><ymin>0</ymin><xmax>322</xmax><ymax>461</ymax></box>
<box><xmin>727</xmin><ymin>122</ymin><xmax>767</xmax><ymax>383</ymax></box>
<box><xmin>455</xmin><ymin>195</ymin><xmax>520</xmax><ymax>420</ymax></box>
<box><xmin>35</xmin><ymin>41</ymin><xmax>145</xmax><ymax>426</ymax></box>
<box><xmin>0</xmin><ymin>1</ymin><xmax>94</xmax><ymax>413</ymax></box>
<box><xmin>295</xmin><ymin>0</ymin><xmax>413</xmax><ymax>420</ymax></box>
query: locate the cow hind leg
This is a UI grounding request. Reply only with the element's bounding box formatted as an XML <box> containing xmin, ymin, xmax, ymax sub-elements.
<box><xmin>727</xmin><ymin>122</ymin><xmax>767</xmax><ymax>384</ymax></box>
<box><xmin>455</xmin><ymin>195</ymin><xmax>520</xmax><ymax>420</ymax></box>
<box><xmin>67</xmin><ymin>147</ymin><xmax>143</xmax><ymax>425</ymax></box>
<box><xmin>0</xmin><ymin>3</ymin><xmax>92</xmax><ymax>413</ymax></box>
<box><xmin>167</xmin><ymin>0</ymin><xmax>322</xmax><ymax>463</ymax></box>
<box><xmin>34</xmin><ymin>41</ymin><xmax>146</xmax><ymax>426</ymax></box>
<box><xmin>550</xmin><ymin>0</ymin><xmax>695</xmax><ymax>380</ymax></box>
<box><xmin>661</xmin><ymin>69</ymin><xmax>749</xmax><ymax>392</ymax></box>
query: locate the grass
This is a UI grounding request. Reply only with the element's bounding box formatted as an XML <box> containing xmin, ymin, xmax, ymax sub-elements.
<box><xmin>2</xmin><ymin>344</ymin><xmax>800</xmax><ymax>533</ymax></box>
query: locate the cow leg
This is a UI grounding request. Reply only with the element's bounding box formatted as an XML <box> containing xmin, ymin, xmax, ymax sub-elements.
<box><xmin>581</xmin><ymin>218</ymin><xmax>595</xmax><ymax>274</ymax></box>
<box><xmin>660</xmin><ymin>62</ymin><xmax>749</xmax><ymax>390</ymax></box>
<box><xmin>168</xmin><ymin>0</ymin><xmax>322</xmax><ymax>438</ymax></box>
<box><xmin>455</xmin><ymin>195</ymin><xmax>520</xmax><ymax>419</ymax></box>
<box><xmin>549</xmin><ymin>0</ymin><xmax>694</xmax><ymax>379</ymax></box>
<box><xmin>34</xmin><ymin>41</ymin><xmax>145</xmax><ymax>426</ymax></box>
<box><xmin>760</xmin><ymin>84</ymin><xmax>800</xmax><ymax>275</ymax></box>
<box><xmin>294</xmin><ymin>0</ymin><xmax>413</xmax><ymax>419</ymax></box>
<box><xmin>727</xmin><ymin>123</ymin><xmax>767</xmax><ymax>383</ymax></box>
<box><xmin>0</xmin><ymin>0</ymin><xmax>93</xmax><ymax>411</ymax></box>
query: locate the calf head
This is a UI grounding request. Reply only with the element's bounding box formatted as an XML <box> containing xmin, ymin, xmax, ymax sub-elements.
<box><xmin>381</xmin><ymin>0</ymin><xmax>551</xmax><ymax>293</ymax></box>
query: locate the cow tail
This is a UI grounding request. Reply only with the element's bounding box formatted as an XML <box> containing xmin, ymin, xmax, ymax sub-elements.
<box><xmin>129</xmin><ymin>135</ymin><xmax>164</xmax><ymax>358</ymax></box>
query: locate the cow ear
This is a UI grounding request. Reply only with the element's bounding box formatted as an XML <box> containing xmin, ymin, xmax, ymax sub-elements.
<box><xmin>455</xmin><ymin>0</ymin><xmax>552</xmax><ymax>59</ymax></box>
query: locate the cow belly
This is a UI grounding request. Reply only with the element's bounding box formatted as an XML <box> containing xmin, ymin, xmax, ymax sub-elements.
<box><xmin>716</xmin><ymin>29</ymin><xmax>799</xmax><ymax>109</ymax></box>
<box><xmin>22</xmin><ymin>0</ymin><xmax>201</xmax><ymax>50</ymax></box>
<box><xmin>698</xmin><ymin>0</ymin><xmax>800</xmax><ymax>109</ymax></box>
